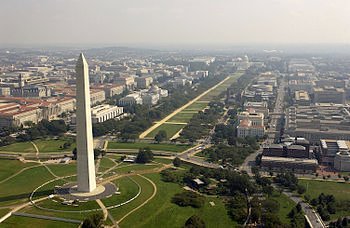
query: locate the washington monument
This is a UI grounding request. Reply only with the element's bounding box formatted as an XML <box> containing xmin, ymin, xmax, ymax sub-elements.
<box><xmin>76</xmin><ymin>53</ymin><xmax>96</xmax><ymax>192</ymax></box>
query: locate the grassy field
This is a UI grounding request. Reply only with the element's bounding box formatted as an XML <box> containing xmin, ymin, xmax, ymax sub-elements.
<box><xmin>46</xmin><ymin>163</ymin><xmax>77</xmax><ymax>177</ymax></box>
<box><xmin>299</xmin><ymin>179</ymin><xmax>350</xmax><ymax>220</ymax></box>
<box><xmin>270</xmin><ymin>191</ymin><xmax>296</xmax><ymax>225</ymax></box>
<box><xmin>0</xmin><ymin>141</ymin><xmax>36</xmax><ymax>153</ymax></box>
<box><xmin>198</xmin><ymin>72</ymin><xmax>241</xmax><ymax>101</ymax></box>
<box><xmin>34</xmin><ymin>139</ymin><xmax>75</xmax><ymax>153</ymax></box>
<box><xmin>0</xmin><ymin>139</ymin><xmax>75</xmax><ymax>153</ymax></box>
<box><xmin>35</xmin><ymin>197</ymin><xmax>100</xmax><ymax>212</ymax></box>
<box><xmin>183</xmin><ymin>102</ymin><xmax>208</xmax><ymax>111</ymax></box>
<box><xmin>0</xmin><ymin>208</ymin><xmax>10</xmax><ymax>217</ymax></box>
<box><xmin>299</xmin><ymin>179</ymin><xmax>350</xmax><ymax>201</ymax></box>
<box><xmin>109</xmin><ymin>175</ymin><xmax>155</xmax><ymax>220</ymax></box>
<box><xmin>120</xmin><ymin>173</ymin><xmax>237</xmax><ymax>228</ymax></box>
<box><xmin>168</xmin><ymin>112</ymin><xmax>196</xmax><ymax>123</ymax></box>
<box><xmin>99</xmin><ymin>157</ymin><xmax>116</xmax><ymax>170</ymax></box>
<box><xmin>153</xmin><ymin>157</ymin><xmax>173</xmax><ymax>164</ymax></box>
<box><xmin>146</xmin><ymin>123</ymin><xmax>185</xmax><ymax>139</ymax></box>
<box><xmin>112</xmin><ymin>163</ymin><xmax>161</xmax><ymax>174</ymax></box>
<box><xmin>0</xmin><ymin>166</ymin><xmax>54</xmax><ymax>206</ymax></box>
<box><xmin>102</xmin><ymin>177</ymin><xmax>140</xmax><ymax>207</ymax></box>
<box><xmin>1</xmin><ymin>215</ymin><xmax>78</xmax><ymax>228</ymax></box>
<box><xmin>108</xmin><ymin>142</ymin><xmax>191</xmax><ymax>152</ymax></box>
<box><xmin>0</xmin><ymin>159</ymin><xmax>37</xmax><ymax>181</ymax></box>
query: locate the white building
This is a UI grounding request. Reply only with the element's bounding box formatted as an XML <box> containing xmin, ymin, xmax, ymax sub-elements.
<box><xmin>237</xmin><ymin>111</ymin><xmax>265</xmax><ymax>138</ymax></box>
<box><xmin>91</xmin><ymin>104</ymin><xmax>124</xmax><ymax>123</ymax></box>
<box><xmin>334</xmin><ymin>151</ymin><xmax>350</xmax><ymax>172</ymax></box>
<box><xmin>244</xmin><ymin>101</ymin><xmax>269</xmax><ymax>117</ymax></box>
<box><xmin>142</xmin><ymin>93</ymin><xmax>159</xmax><ymax>107</ymax></box>
<box><xmin>148</xmin><ymin>85</ymin><xmax>168</xmax><ymax>98</ymax></box>
<box><xmin>118</xmin><ymin>93</ymin><xmax>142</xmax><ymax>106</ymax></box>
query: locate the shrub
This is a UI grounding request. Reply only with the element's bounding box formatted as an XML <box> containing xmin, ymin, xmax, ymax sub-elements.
<box><xmin>172</xmin><ymin>191</ymin><xmax>205</xmax><ymax>208</ymax></box>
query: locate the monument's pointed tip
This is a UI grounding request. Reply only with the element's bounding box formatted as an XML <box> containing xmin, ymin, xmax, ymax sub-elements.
<box><xmin>77</xmin><ymin>53</ymin><xmax>87</xmax><ymax>65</ymax></box>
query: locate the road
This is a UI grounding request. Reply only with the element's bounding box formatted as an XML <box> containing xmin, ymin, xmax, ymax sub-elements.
<box><xmin>266</xmin><ymin>78</ymin><xmax>286</xmax><ymax>144</ymax></box>
<box><xmin>239</xmin><ymin>76</ymin><xmax>325</xmax><ymax>228</ymax></box>
<box><xmin>279</xmin><ymin>187</ymin><xmax>325</xmax><ymax>228</ymax></box>
<box><xmin>139</xmin><ymin>73</ymin><xmax>240</xmax><ymax>139</ymax></box>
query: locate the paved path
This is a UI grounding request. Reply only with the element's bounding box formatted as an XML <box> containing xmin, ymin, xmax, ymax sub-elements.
<box><xmin>280</xmin><ymin>188</ymin><xmax>325</xmax><ymax>228</ymax></box>
<box><xmin>12</xmin><ymin>212</ymin><xmax>81</xmax><ymax>224</ymax></box>
<box><xmin>139</xmin><ymin>74</ymin><xmax>237</xmax><ymax>139</ymax></box>
<box><xmin>30</xmin><ymin>141</ymin><xmax>39</xmax><ymax>159</ymax></box>
<box><xmin>117</xmin><ymin>174</ymin><xmax>157</xmax><ymax>224</ymax></box>
<box><xmin>96</xmin><ymin>199</ymin><xmax>108</xmax><ymax>221</ymax></box>
<box><xmin>0</xmin><ymin>196</ymin><xmax>47</xmax><ymax>224</ymax></box>
<box><xmin>0</xmin><ymin>164</ymin><xmax>42</xmax><ymax>184</ymax></box>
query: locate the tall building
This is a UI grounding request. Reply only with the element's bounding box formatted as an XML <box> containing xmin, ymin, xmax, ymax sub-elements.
<box><xmin>75</xmin><ymin>53</ymin><xmax>96</xmax><ymax>192</ymax></box>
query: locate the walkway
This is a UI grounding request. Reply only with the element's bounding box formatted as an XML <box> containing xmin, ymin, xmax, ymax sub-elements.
<box><xmin>117</xmin><ymin>174</ymin><xmax>157</xmax><ymax>224</ymax></box>
<box><xmin>12</xmin><ymin>212</ymin><xmax>81</xmax><ymax>224</ymax></box>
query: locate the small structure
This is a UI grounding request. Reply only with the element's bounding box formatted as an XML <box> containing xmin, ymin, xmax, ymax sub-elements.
<box><xmin>123</xmin><ymin>155</ymin><xmax>136</xmax><ymax>163</ymax></box>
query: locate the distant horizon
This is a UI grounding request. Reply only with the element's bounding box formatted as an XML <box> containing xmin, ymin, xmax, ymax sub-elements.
<box><xmin>1</xmin><ymin>42</ymin><xmax>350</xmax><ymax>55</ymax></box>
<box><xmin>1</xmin><ymin>0</ymin><xmax>349</xmax><ymax>46</ymax></box>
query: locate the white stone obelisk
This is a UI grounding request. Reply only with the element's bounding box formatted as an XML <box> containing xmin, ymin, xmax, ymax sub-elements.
<box><xmin>76</xmin><ymin>53</ymin><xmax>96</xmax><ymax>192</ymax></box>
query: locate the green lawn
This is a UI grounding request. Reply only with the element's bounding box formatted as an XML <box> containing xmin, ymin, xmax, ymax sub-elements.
<box><xmin>0</xmin><ymin>166</ymin><xmax>54</xmax><ymax>206</ymax></box>
<box><xmin>299</xmin><ymin>179</ymin><xmax>350</xmax><ymax>220</ymax></box>
<box><xmin>153</xmin><ymin>157</ymin><xmax>173</xmax><ymax>164</ymax></box>
<box><xmin>0</xmin><ymin>139</ymin><xmax>75</xmax><ymax>153</ymax></box>
<box><xmin>299</xmin><ymin>179</ymin><xmax>350</xmax><ymax>201</ymax></box>
<box><xmin>0</xmin><ymin>159</ymin><xmax>37</xmax><ymax>181</ymax></box>
<box><xmin>0</xmin><ymin>141</ymin><xmax>36</xmax><ymax>153</ymax></box>
<box><xmin>270</xmin><ymin>191</ymin><xmax>296</xmax><ymax>225</ymax></box>
<box><xmin>0</xmin><ymin>208</ymin><xmax>10</xmax><ymax>217</ymax></box>
<box><xmin>146</xmin><ymin>123</ymin><xmax>185</xmax><ymax>139</ymax></box>
<box><xmin>46</xmin><ymin>163</ymin><xmax>77</xmax><ymax>177</ymax></box>
<box><xmin>1</xmin><ymin>215</ymin><xmax>78</xmax><ymax>228</ymax></box>
<box><xmin>112</xmin><ymin>164</ymin><xmax>160</xmax><ymax>174</ymax></box>
<box><xmin>102</xmin><ymin>177</ymin><xmax>140</xmax><ymax>207</ymax></box>
<box><xmin>108</xmin><ymin>142</ymin><xmax>191</xmax><ymax>152</ymax></box>
<box><xmin>109</xmin><ymin>175</ymin><xmax>155</xmax><ymax>220</ymax></box>
<box><xmin>99</xmin><ymin>157</ymin><xmax>116</xmax><ymax>170</ymax></box>
<box><xmin>198</xmin><ymin>72</ymin><xmax>242</xmax><ymax>101</ymax></box>
<box><xmin>184</xmin><ymin>102</ymin><xmax>208</xmax><ymax>111</ymax></box>
<box><xmin>34</xmin><ymin>139</ymin><xmax>76</xmax><ymax>153</ymax></box>
<box><xmin>168</xmin><ymin>112</ymin><xmax>196</xmax><ymax>123</ymax></box>
<box><xmin>120</xmin><ymin>173</ymin><xmax>237</xmax><ymax>228</ymax></box>
<box><xmin>35</xmin><ymin>197</ymin><xmax>100</xmax><ymax>212</ymax></box>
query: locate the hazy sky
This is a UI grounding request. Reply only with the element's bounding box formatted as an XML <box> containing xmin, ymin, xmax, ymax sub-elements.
<box><xmin>1</xmin><ymin>0</ymin><xmax>349</xmax><ymax>46</ymax></box>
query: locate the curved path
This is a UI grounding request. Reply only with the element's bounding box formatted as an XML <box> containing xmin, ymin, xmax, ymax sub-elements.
<box><xmin>30</xmin><ymin>141</ymin><xmax>39</xmax><ymax>159</ymax></box>
<box><xmin>0</xmin><ymin>164</ymin><xmax>43</xmax><ymax>184</ymax></box>
<box><xmin>117</xmin><ymin>174</ymin><xmax>157</xmax><ymax>224</ymax></box>
<box><xmin>139</xmin><ymin>75</ymin><xmax>233</xmax><ymax>139</ymax></box>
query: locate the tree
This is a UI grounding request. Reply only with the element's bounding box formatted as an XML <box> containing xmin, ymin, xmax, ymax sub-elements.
<box><xmin>172</xmin><ymin>191</ymin><xmax>205</xmax><ymax>208</ymax></box>
<box><xmin>82</xmin><ymin>213</ymin><xmax>104</xmax><ymax>228</ymax></box>
<box><xmin>154</xmin><ymin>130</ymin><xmax>167</xmax><ymax>143</ymax></box>
<box><xmin>136</xmin><ymin>148</ymin><xmax>154</xmax><ymax>163</ymax></box>
<box><xmin>297</xmin><ymin>184</ymin><xmax>306</xmax><ymax>195</ymax></box>
<box><xmin>184</xmin><ymin>215</ymin><xmax>206</xmax><ymax>228</ymax></box>
<box><xmin>72</xmin><ymin>148</ymin><xmax>77</xmax><ymax>160</ymax></box>
<box><xmin>173</xmin><ymin>157</ymin><xmax>181</xmax><ymax>167</ymax></box>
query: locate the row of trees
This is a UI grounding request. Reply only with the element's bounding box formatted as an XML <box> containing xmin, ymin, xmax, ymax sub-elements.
<box><xmin>180</xmin><ymin>102</ymin><xmax>224</xmax><ymax>143</ymax></box>
<box><xmin>200</xmin><ymin>142</ymin><xmax>257</xmax><ymax>166</ymax></box>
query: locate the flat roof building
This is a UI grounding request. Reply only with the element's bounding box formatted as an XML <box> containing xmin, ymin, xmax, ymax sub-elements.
<box><xmin>261</xmin><ymin>156</ymin><xmax>318</xmax><ymax>173</ymax></box>
<box><xmin>294</xmin><ymin>90</ymin><xmax>310</xmax><ymax>106</ymax></box>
